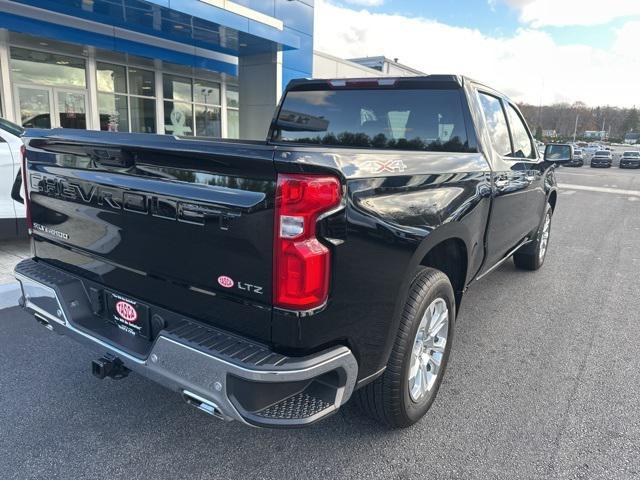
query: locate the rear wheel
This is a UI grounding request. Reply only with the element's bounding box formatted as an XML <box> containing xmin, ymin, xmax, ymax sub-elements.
<box><xmin>513</xmin><ymin>203</ymin><xmax>552</xmax><ymax>271</ymax></box>
<box><xmin>356</xmin><ymin>268</ymin><xmax>455</xmax><ymax>428</ymax></box>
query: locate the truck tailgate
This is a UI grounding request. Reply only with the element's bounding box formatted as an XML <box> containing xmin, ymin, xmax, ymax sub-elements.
<box><xmin>24</xmin><ymin>130</ymin><xmax>276</xmax><ymax>342</ymax></box>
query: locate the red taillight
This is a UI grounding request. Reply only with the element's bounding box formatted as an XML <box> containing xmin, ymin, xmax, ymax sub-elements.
<box><xmin>273</xmin><ymin>174</ymin><xmax>341</xmax><ymax>310</ymax></box>
<box><xmin>20</xmin><ymin>145</ymin><xmax>33</xmax><ymax>234</ymax></box>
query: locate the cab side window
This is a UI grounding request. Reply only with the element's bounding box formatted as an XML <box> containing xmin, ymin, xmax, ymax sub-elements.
<box><xmin>478</xmin><ymin>92</ymin><xmax>511</xmax><ymax>156</ymax></box>
<box><xmin>506</xmin><ymin>104</ymin><xmax>535</xmax><ymax>159</ymax></box>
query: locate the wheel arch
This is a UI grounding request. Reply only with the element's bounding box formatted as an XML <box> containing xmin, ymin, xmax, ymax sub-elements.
<box><xmin>369</xmin><ymin>223</ymin><xmax>473</xmax><ymax>388</ymax></box>
<box><xmin>419</xmin><ymin>238</ymin><xmax>468</xmax><ymax>311</ymax></box>
<box><xmin>394</xmin><ymin>223</ymin><xmax>474</xmax><ymax>329</ymax></box>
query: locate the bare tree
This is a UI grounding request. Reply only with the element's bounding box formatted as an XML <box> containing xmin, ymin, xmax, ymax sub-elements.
<box><xmin>518</xmin><ymin>102</ymin><xmax>634</xmax><ymax>141</ymax></box>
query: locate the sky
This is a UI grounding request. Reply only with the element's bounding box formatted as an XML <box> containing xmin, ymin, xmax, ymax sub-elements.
<box><xmin>313</xmin><ymin>0</ymin><xmax>640</xmax><ymax>107</ymax></box>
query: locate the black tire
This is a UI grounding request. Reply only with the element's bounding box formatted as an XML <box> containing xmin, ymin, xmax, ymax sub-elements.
<box><xmin>513</xmin><ymin>203</ymin><xmax>553</xmax><ymax>271</ymax></box>
<box><xmin>356</xmin><ymin>268</ymin><xmax>455</xmax><ymax>428</ymax></box>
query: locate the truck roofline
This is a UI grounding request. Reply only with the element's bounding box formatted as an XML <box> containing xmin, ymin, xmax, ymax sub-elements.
<box><xmin>286</xmin><ymin>74</ymin><xmax>464</xmax><ymax>89</ymax></box>
<box><xmin>284</xmin><ymin>75</ymin><xmax>514</xmax><ymax>107</ymax></box>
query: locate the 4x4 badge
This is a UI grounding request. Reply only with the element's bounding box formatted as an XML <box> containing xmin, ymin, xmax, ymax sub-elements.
<box><xmin>361</xmin><ymin>159</ymin><xmax>407</xmax><ymax>174</ymax></box>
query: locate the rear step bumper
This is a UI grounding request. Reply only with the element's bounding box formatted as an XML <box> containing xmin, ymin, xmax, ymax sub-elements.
<box><xmin>14</xmin><ymin>259</ymin><xmax>358</xmax><ymax>428</ymax></box>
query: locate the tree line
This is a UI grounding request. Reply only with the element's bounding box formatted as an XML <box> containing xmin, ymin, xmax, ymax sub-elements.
<box><xmin>517</xmin><ymin>102</ymin><xmax>640</xmax><ymax>142</ymax></box>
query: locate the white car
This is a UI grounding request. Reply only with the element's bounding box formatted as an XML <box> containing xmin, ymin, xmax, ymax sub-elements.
<box><xmin>0</xmin><ymin>118</ymin><xmax>27</xmax><ymax>239</ymax></box>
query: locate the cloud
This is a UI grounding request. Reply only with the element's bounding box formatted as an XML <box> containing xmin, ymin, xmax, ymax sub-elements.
<box><xmin>314</xmin><ymin>0</ymin><xmax>640</xmax><ymax>107</ymax></box>
<box><xmin>500</xmin><ymin>0</ymin><xmax>640</xmax><ymax>27</ymax></box>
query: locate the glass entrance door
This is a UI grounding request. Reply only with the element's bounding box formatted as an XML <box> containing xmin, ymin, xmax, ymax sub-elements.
<box><xmin>15</xmin><ymin>86</ymin><xmax>88</xmax><ymax>129</ymax></box>
<box><xmin>16</xmin><ymin>86</ymin><xmax>52</xmax><ymax>128</ymax></box>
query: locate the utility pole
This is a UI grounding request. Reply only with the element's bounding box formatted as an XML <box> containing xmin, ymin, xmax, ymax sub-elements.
<box><xmin>537</xmin><ymin>79</ymin><xmax>544</xmax><ymax>129</ymax></box>
<box><xmin>573</xmin><ymin>113</ymin><xmax>579</xmax><ymax>143</ymax></box>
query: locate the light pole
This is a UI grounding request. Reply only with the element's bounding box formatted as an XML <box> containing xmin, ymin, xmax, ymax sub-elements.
<box><xmin>573</xmin><ymin>113</ymin><xmax>579</xmax><ymax>143</ymax></box>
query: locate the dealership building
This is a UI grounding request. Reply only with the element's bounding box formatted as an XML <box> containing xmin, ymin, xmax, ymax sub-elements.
<box><xmin>0</xmin><ymin>0</ymin><xmax>422</xmax><ymax>140</ymax></box>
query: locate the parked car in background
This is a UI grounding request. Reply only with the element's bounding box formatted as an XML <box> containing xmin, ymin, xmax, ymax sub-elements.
<box><xmin>0</xmin><ymin>118</ymin><xmax>26</xmax><ymax>240</ymax></box>
<box><xmin>566</xmin><ymin>148</ymin><xmax>584</xmax><ymax>167</ymax></box>
<box><xmin>590</xmin><ymin>150</ymin><xmax>613</xmax><ymax>168</ymax></box>
<box><xmin>584</xmin><ymin>144</ymin><xmax>600</xmax><ymax>159</ymax></box>
<box><xmin>619</xmin><ymin>151</ymin><xmax>640</xmax><ymax>169</ymax></box>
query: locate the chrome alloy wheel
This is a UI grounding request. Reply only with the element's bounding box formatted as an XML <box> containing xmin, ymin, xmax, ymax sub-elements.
<box><xmin>408</xmin><ymin>298</ymin><xmax>449</xmax><ymax>402</ymax></box>
<box><xmin>538</xmin><ymin>212</ymin><xmax>552</xmax><ymax>262</ymax></box>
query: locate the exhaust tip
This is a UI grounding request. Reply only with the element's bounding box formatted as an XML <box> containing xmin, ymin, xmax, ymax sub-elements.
<box><xmin>182</xmin><ymin>390</ymin><xmax>225</xmax><ymax>420</ymax></box>
<box><xmin>33</xmin><ymin>313</ymin><xmax>54</xmax><ymax>331</ymax></box>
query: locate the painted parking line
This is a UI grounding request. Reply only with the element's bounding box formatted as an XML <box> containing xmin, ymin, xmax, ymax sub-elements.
<box><xmin>558</xmin><ymin>183</ymin><xmax>640</xmax><ymax>197</ymax></box>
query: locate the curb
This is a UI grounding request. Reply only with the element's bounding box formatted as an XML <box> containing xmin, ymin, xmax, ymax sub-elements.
<box><xmin>0</xmin><ymin>282</ymin><xmax>21</xmax><ymax>310</ymax></box>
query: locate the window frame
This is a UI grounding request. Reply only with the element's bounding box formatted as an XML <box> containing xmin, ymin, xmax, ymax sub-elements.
<box><xmin>162</xmin><ymin>73</ymin><xmax>222</xmax><ymax>137</ymax></box>
<box><xmin>477</xmin><ymin>90</ymin><xmax>514</xmax><ymax>158</ymax></box>
<box><xmin>96</xmin><ymin>61</ymin><xmax>157</xmax><ymax>133</ymax></box>
<box><xmin>504</xmin><ymin>101</ymin><xmax>538</xmax><ymax>161</ymax></box>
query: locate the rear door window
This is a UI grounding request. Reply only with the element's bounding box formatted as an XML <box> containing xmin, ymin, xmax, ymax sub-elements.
<box><xmin>506</xmin><ymin>104</ymin><xmax>535</xmax><ymax>159</ymax></box>
<box><xmin>478</xmin><ymin>92</ymin><xmax>511</xmax><ymax>157</ymax></box>
<box><xmin>272</xmin><ymin>88</ymin><xmax>472</xmax><ymax>152</ymax></box>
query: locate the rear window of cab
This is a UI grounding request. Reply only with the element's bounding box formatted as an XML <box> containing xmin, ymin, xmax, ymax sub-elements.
<box><xmin>271</xmin><ymin>87</ymin><xmax>474</xmax><ymax>153</ymax></box>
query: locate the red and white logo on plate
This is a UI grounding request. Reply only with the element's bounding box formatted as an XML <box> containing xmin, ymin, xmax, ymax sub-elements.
<box><xmin>115</xmin><ymin>301</ymin><xmax>138</xmax><ymax>323</ymax></box>
<box><xmin>217</xmin><ymin>275</ymin><xmax>234</xmax><ymax>288</ymax></box>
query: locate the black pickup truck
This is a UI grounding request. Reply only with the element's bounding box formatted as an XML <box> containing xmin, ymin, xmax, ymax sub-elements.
<box><xmin>13</xmin><ymin>75</ymin><xmax>572</xmax><ymax>428</ymax></box>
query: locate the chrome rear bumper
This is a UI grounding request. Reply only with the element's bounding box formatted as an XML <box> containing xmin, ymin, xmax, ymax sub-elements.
<box><xmin>15</xmin><ymin>259</ymin><xmax>358</xmax><ymax>428</ymax></box>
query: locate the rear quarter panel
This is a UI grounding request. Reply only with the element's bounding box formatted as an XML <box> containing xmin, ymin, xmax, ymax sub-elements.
<box><xmin>271</xmin><ymin>147</ymin><xmax>492</xmax><ymax>380</ymax></box>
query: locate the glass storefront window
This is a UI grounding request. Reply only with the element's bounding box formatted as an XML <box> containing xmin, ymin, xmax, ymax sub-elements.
<box><xmin>163</xmin><ymin>75</ymin><xmax>192</xmax><ymax>102</ymax></box>
<box><xmin>8</xmin><ymin>41</ymin><xmax>237</xmax><ymax>137</ymax></box>
<box><xmin>194</xmin><ymin>80</ymin><xmax>220</xmax><ymax>105</ymax></box>
<box><xmin>129</xmin><ymin>68</ymin><xmax>155</xmax><ymax>96</ymax></box>
<box><xmin>98</xmin><ymin>93</ymin><xmax>129</xmax><ymax>132</ymax></box>
<box><xmin>96</xmin><ymin>62</ymin><xmax>155</xmax><ymax>133</ymax></box>
<box><xmin>195</xmin><ymin>105</ymin><xmax>221</xmax><ymax>137</ymax></box>
<box><xmin>96</xmin><ymin>63</ymin><xmax>127</xmax><ymax>94</ymax></box>
<box><xmin>226</xmin><ymin>86</ymin><xmax>239</xmax><ymax>108</ymax></box>
<box><xmin>164</xmin><ymin>101</ymin><xmax>194</xmax><ymax>136</ymax></box>
<box><xmin>163</xmin><ymin>73</ymin><xmax>223</xmax><ymax>137</ymax></box>
<box><xmin>130</xmin><ymin>97</ymin><xmax>156</xmax><ymax>133</ymax></box>
<box><xmin>10</xmin><ymin>47</ymin><xmax>86</xmax><ymax>88</ymax></box>
<box><xmin>57</xmin><ymin>91</ymin><xmax>87</xmax><ymax>129</ymax></box>
<box><xmin>227</xmin><ymin>109</ymin><xmax>239</xmax><ymax>139</ymax></box>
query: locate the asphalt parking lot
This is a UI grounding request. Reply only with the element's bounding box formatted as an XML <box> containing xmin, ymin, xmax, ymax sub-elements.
<box><xmin>1</xmin><ymin>166</ymin><xmax>639</xmax><ymax>480</ymax></box>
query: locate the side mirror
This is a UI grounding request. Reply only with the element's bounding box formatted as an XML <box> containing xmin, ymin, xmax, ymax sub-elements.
<box><xmin>544</xmin><ymin>144</ymin><xmax>573</xmax><ymax>163</ymax></box>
